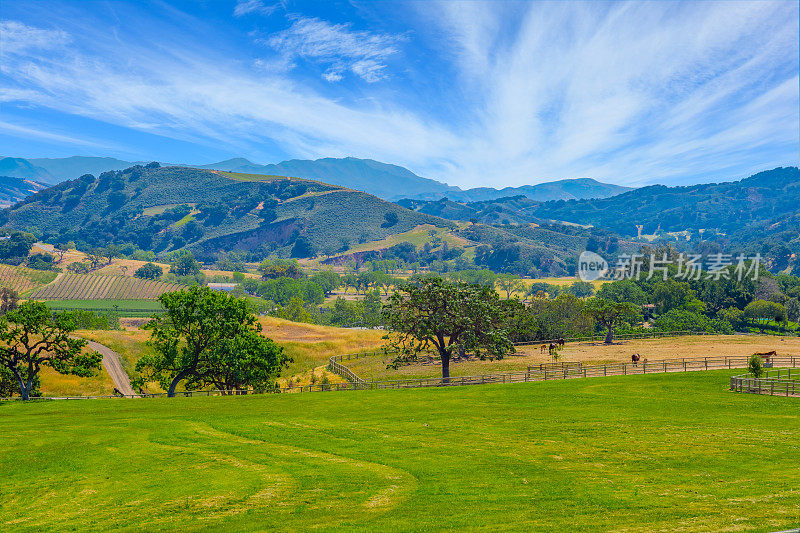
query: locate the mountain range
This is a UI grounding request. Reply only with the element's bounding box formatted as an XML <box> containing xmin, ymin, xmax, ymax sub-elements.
<box><xmin>0</xmin><ymin>155</ymin><xmax>631</xmax><ymax>203</ymax></box>
<box><xmin>3</xmin><ymin>163</ymin><xmax>797</xmax><ymax>274</ymax></box>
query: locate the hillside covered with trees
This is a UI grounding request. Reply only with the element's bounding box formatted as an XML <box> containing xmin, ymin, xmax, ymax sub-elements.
<box><xmin>0</xmin><ymin>164</ymin><xmax>453</xmax><ymax>261</ymax></box>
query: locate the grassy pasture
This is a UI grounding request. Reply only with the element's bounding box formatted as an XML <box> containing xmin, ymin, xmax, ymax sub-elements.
<box><xmin>346</xmin><ymin>334</ymin><xmax>800</xmax><ymax>381</ymax></box>
<box><xmin>1</xmin><ymin>371</ymin><xmax>798</xmax><ymax>531</ymax></box>
<box><xmin>258</xmin><ymin>317</ymin><xmax>384</xmax><ymax>384</ymax></box>
<box><xmin>36</xmin><ymin>365</ymin><xmax>115</xmax><ymax>397</ymax></box>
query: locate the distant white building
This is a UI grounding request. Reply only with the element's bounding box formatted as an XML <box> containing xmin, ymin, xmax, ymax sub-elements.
<box><xmin>207</xmin><ymin>283</ymin><xmax>236</xmax><ymax>293</ymax></box>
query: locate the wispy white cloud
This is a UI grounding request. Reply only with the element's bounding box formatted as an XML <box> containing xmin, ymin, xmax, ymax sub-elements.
<box><xmin>262</xmin><ymin>16</ymin><xmax>404</xmax><ymax>82</ymax></box>
<box><xmin>415</xmin><ymin>0</ymin><xmax>798</xmax><ymax>186</ymax></box>
<box><xmin>0</xmin><ymin>120</ymin><xmax>123</xmax><ymax>151</ymax></box>
<box><xmin>233</xmin><ymin>0</ymin><xmax>278</xmax><ymax>18</ymax></box>
<box><xmin>0</xmin><ymin>17</ymin><xmax>456</xmax><ymax>166</ymax></box>
<box><xmin>0</xmin><ymin>20</ymin><xmax>70</xmax><ymax>55</ymax></box>
<box><xmin>0</xmin><ymin>1</ymin><xmax>797</xmax><ymax>188</ymax></box>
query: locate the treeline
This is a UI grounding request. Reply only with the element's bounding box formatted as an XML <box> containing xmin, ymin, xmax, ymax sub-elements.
<box><xmin>591</xmin><ymin>245</ymin><xmax>800</xmax><ymax>335</ymax></box>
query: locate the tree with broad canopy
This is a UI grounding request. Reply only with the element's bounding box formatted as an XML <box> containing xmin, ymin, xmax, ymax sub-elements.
<box><xmin>134</xmin><ymin>286</ymin><xmax>289</xmax><ymax>396</ymax></box>
<box><xmin>0</xmin><ymin>301</ymin><xmax>100</xmax><ymax>400</ymax></box>
<box><xmin>382</xmin><ymin>277</ymin><xmax>514</xmax><ymax>381</ymax></box>
<box><xmin>582</xmin><ymin>297</ymin><xmax>639</xmax><ymax>344</ymax></box>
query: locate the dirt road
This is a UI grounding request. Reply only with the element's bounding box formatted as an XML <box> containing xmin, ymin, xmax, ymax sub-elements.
<box><xmin>86</xmin><ymin>340</ymin><xmax>136</xmax><ymax>396</ymax></box>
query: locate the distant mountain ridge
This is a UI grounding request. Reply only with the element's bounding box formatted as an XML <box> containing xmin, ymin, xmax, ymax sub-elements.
<box><xmin>0</xmin><ymin>155</ymin><xmax>632</xmax><ymax>203</ymax></box>
<box><xmin>435</xmin><ymin>178</ymin><xmax>632</xmax><ymax>203</ymax></box>
<box><xmin>201</xmin><ymin>157</ymin><xmax>461</xmax><ymax>201</ymax></box>
<box><xmin>0</xmin><ymin>157</ymin><xmax>54</xmax><ymax>183</ymax></box>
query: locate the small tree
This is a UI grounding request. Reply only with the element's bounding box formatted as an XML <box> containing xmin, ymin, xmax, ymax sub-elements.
<box><xmin>786</xmin><ymin>298</ymin><xmax>800</xmax><ymax>323</ymax></box>
<box><xmin>382</xmin><ymin>212</ymin><xmax>399</xmax><ymax>228</ymax></box>
<box><xmin>0</xmin><ymin>301</ymin><xmax>100</xmax><ymax>400</ymax></box>
<box><xmin>382</xmin><ymin>277</ymin><xmax>513</xmax><ymax>381</ymax></box>
<box><xmin>567</xmin><ymin>281</ymin><xmax>595</xmax><ymax>298</ymax></box>
<box><xmin>744</xmin><ymin>300</ymin><xmax>787</xmax><ymax>331</ymax></box>
<box><xmin>496</xmin><ymin>274</ymin><xmax>524</xmax><ymax>299</ymax></box>
<box><xmin>582</xmin><ymin>298</ymin><xmax>639</xmax><ymax>344</ymax></box>
<box><xmin>54</xmin><ymin>241</ymin><xmax>75</xmax><ymax>263</ymax></box>
<box><xmin>134</xmin><ymin>286</ymin><xmax>289</xmax><ymax>396</ymax></box>
<box><xmin>170</xmin><ymin>251</ymin><xmax>201</xmax><ymax>276</ymax></box>
<box><xmin>0</xmin><ymin>287</ymin><xmax>19</xmax><ymax>314</ymax></box>
<box><xmin>135</xmin><ymin>262</ymin><xmax>163</xmax><ymax>280</ymax></box>
<box><xmin>748</xmin><ymin>353</ymin><xmax>764</xmax><ymax>378</ymax></box>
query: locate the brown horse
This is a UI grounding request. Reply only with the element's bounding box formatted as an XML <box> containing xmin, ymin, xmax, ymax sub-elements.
<box><xmin>631</xmin><ymin>353</ymin><xmax>640</xmax><ymax>366</ymax></box>
<box><xmin>754</xmin><ymin>350</ymin><xmax>777</xmax><ymax>356</ymax></box>
<box><xmin>540</xmin><ymin>344</ymin><xmax>547</xmax><ymax>354</ymax></box>
<box><xmin>558</xmin><ymin>338</ymin><xmax>565</xmax><ymax>348</ymax></box>
<box><xmin>549</xmin><ymin>343</ymin><xmax>557</xmax><ymax>356</ymax></box>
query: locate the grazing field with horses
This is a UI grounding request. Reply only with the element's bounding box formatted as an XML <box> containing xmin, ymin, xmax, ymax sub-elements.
<box><xmin>344</xmin><ymin>334</ymin><xmax>800</xmax><ymax>381</ymax></box>
<box><xmin>1</xmin><ymin>370</ymin><xmax>798</xmax><ymax>531</ymax></box>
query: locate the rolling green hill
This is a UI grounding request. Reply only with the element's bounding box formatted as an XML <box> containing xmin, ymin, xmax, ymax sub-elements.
<box><xmin>0</xmin><ymin>164</ymin><xmax>454</xmax><ymax>259</ymax></box>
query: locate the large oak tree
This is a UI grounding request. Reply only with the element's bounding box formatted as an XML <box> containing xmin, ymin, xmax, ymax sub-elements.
<box><xmin>135</xmin><ymin>286</ymin><xmax>288</xmax><ymax>396</ymax></box>
<box><xmin>382</xmin><ymin>277</ymin><xmax>514</xmax><ymax>381</ymax></box>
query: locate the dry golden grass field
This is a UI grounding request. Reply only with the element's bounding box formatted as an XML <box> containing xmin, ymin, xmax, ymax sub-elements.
<box><xmin>73</xmin><ymin>318</ymin><xmax>385</xmax><ymax>392</ymax></box>
<box><xmin>32</xmin><ymin>342</ymin><xmax>116</xmax><ymax>397</ymax></box>
<box><xmin>344</xmin><ymin>334</ymin><xmax>800</xmax><ymax>381</ymax></box>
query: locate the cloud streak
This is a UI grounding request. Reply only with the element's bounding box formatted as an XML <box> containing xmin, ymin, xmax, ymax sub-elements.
<box><xmin>233</xmin><ymin>0</ymin><xmax>278</xmax><ymax>18</ymax></box>
<box><xmin>262</xmin><ymin>16</ymin><xmax>404</xmax><ymax>82</ymax></box>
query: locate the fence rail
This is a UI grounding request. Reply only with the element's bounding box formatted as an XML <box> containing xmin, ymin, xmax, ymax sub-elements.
<box><xmin>730</xmin><ymin>368</ymin><xmax>800</xmax><ymax>397</ymax></box>
<box><xmin>326</xmin><ymin>330</ymin><xmax>793</xmax><ymax>384</ymax></box>
<box><xmin>5</xmin><ymin>331</ymin><xmax>799</xmax><ymax>401</ymax></box>
<box><xmin>5</xmin><ymin>355</ymin><xmax>798</xmax><ymax>402</ymax></box>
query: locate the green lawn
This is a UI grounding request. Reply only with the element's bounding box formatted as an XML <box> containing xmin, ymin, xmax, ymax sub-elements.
<box><xmin>1</xmin><ymin>371</ymin><xmax>798</xmax><ymax>531</ymax></box>
<box><xmin>44</xmin><ymin>299</ymin><xmax>164</xmax><ymax>316</ymax></box>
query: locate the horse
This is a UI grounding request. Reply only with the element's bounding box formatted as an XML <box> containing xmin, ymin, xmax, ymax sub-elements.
<box><xmin>753</xmin><ymin>350</ymin><xmax>777</xmax><ymax>356</ymax></box>
<box><xmin>549</xmin><ymin>343</ymin><xmax>556</xmax><ymax>356</ymax></box>
<box><xmin>631</xmin><ymin>353</ymin><xmax>640</xmax><ymax>366</ymax></box>
<box><xmin>557</xmin><ymin>338</ymin><xmax>565</xmax><ymax>348</ymax></box>
<box><xmin>540</xmin><ymin>344</ymin><xmax>547</xmax><ymax>354</ymax></box>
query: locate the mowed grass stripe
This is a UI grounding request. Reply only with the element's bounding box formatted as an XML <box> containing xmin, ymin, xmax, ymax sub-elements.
<box><xmin>1</xmin><ymin>370</ymin><xmax>798</xmax><ymax>532</ymax></box>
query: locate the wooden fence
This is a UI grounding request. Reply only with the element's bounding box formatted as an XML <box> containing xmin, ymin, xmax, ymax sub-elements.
<box><xmin>5</xmin><ymin>355</ymin><xmax>799</xmax><ymax>402</ymax></box>
<box><xmin>326</xmin><ymin>330</ymin><xmax>791</xmax><ymax>384</ymax></box>
<box><xmin>730</xmin><ymin>368</ymin><xmax>800</xmax><ymax>397</ymax></box>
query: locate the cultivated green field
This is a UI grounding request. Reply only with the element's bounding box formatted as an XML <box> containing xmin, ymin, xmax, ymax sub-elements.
<box><xmin>1</xmin><ymin>371</ymin><xmax>798</xmax><ymax>531</ymax></box>
<box><xmin>44</xmin><ymin>299</ymin><xmax>165</xmax><ymax>316</ymax></box>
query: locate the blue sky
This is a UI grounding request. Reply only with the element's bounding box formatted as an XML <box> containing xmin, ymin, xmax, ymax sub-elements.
<box><xmin>0</xmin><ymin>0</ymin><xmax>797</xmax><ymax>188</ymax></box>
